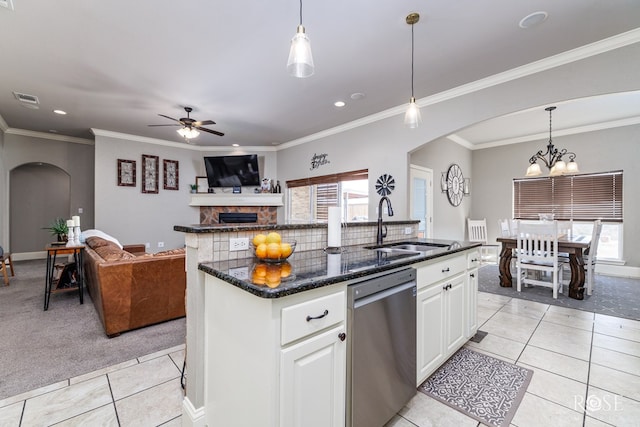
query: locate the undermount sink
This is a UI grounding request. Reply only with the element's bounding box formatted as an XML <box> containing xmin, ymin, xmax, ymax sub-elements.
<box><xmin>365</xmin><ymin>242</ymin><xmax>449</xmax><ymax>255</ymax></box>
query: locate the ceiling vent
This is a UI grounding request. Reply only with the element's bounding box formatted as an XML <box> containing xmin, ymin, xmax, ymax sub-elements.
<box><xmin>0</xmin><ymin>0</ymin><xmax>15</xmax><ymax>11</ymax></box>
<box><xmin>13</xmin><ymin>92</ymin><xmax>40</xmax><ymax>108</ymax></box>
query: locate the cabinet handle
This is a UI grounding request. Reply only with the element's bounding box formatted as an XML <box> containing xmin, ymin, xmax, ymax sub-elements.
<box><xmin>472</xmin><ymin>258</ymin><xmax>479</xmax><ymax>262</ymax></box>
<box><xmin>470</xmin><ymin>273</ymin><xmax>475</xmax><ymax>278</ymax></box>
<box><xmin>338</xmin><ymin>332</ymin><xmax>346</xmax><ymax>341</ymax></box>
<box><xmin>306</xmin><ymin>309</ymin><xmax>329</xmax><ymax>322</ymax></box>
<box><xmin>441</xmin><ymin>267</ymin><xmax>450</xmax><ymax>273</ymax></box>
<box><xmin>443</xmin><ymin>283</ymin><xmax>452</xmax><ymax>291</ymax></box>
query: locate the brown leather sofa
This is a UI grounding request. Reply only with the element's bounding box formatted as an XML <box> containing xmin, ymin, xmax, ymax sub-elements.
<box><xmin>83</xmin><ymin>236</ymin><xmax>186</xmax><ymax>337</ymax></box>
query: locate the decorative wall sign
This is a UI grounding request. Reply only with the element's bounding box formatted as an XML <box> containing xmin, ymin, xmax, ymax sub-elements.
<box><xmin>141</xmin><ymin>154</ymin><xmax>159</xmax><ymax>194</ymax></box>
<box><xmin>310</xmin><ymin>153</ymin><xmax>330</xmax><ymax>170</ymax></box>
<box><xmin>446</xmin><ymin>163</ymin><xmax>465</xmax><ymax>207</ymax></box>
<box><xmin>375</xmin><ymin>174</ymin><xmax>395</xmax><ymax>196</ymax></box>
<box><xmin>196</xmin><ymin>176</ymin><xmax>209</xmax><ymax>193</ymax></box>
<box><xmin>117</xmin><ymin>159</ymin><xmax>136</xmax><ymax>187</ymax></box>
<box><xmin>163</xmin><ymin>159</ymin><xmax>179</xmax><ymax>190</ymax></box>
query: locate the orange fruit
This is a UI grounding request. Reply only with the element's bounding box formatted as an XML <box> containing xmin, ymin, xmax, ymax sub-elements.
<box><xmin>265</xmin><ymin>232</ymin><xmax>282</xmax><ymax>244</ymax></box>
<box><xmin>266</xmin><ymin>243</ymin><xmax>282</xmax><ymax>259</ymax></box>
<box><xmin>280</xmin><ymin>262</ymin><xmax>292</xmax><ymax>278</ymax></box>
<box><xmin>253</xmin><ymin>264</ymin><xmax>267</xmax><ymax>277</ymax></box>
<box><xmin>253</xmin><ymin>234</ymin><xmax>267</xmax><ymax>246</ymax></box>
<box><xmin>280</xmin><ymin>243</ymin><xmax>293</xmax><ymax>258</ymax></box>
<box><xmin>266</xmin><ymin>266</ymin><xmax>281</xmax><ymax>287</ymax></box>
<box><xmin>255</xmin><ymin>243</ymin><xmax>268</xmax><ymax>259</ymax></box>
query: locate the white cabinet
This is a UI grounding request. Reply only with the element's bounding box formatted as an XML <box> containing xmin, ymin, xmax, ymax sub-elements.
<box><xmin>280</xmin><ymin>325</ymin><xmax>346</xmax><ymax>427</ymax></box>
<box><xmin>466</xmin><ymin>250</ymin><xmax>480</xmax><ymax>339</ymax></box>
<box><xmin>415</xmin><ymin>250</ymin><xmax>477</xmax><ymax>385</ymax></box>
<box><xmin>203</xmin><ymin>275</ymin><xmax>346</xmax><ymax>427</ymax></box>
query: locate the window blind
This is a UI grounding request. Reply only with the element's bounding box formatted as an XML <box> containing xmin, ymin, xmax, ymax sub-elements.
<box><xmin>286</xmin><ymin>169</ymin><xmax>368</xmax><ymax>188</ymax></box>
<box><xmin>513</xmin><ymin>170</ymin><xmax>623</xmax><ymax>222</ymax></box>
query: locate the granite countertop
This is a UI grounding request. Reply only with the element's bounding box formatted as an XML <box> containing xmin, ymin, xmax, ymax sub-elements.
<box><xmin>174</xmin><ymin>219</ymin><xmax>419</xmax><ymax>234</ymax></box>
<box><xmin>198</xmin><ymin>239</ymin><xmax>481</xmax><ymax>299</ymax></box>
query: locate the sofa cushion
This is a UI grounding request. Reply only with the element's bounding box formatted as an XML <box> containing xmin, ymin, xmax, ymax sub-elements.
<box><xmin>81</xmin><ymin>229</ymin><xmax>123</xmax><ymax>249</ymax></box>
<box><xmin>154</xmin><ymin>248</ymin><xmax>186</xmax><ymax>257</ymax></box>
<box><xmin>93</xmin><ymin>245</ymin><xmax>137</xmax><ymax>261</ymax></box>
<box><xmin>86</xmin><ymin>236</ymin><xmax>118</xmax><ymax>250</ymax></box>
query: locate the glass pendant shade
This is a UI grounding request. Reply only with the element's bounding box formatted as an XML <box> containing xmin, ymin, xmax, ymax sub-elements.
<box><xmin>404</xmin><ymin>97</ymin><xmax>421</xmax><ymax>128</ymax></box>
<box><xmin>287</xmin><ymin>25</ymin><xmax>314</xmax><ymax>78</ymax></box>
<box><xmin>549</xmin><ymin>160</ymin><xmax>566</xmax><ymax>176</ymax></box>
<box><xmin>566</xmin><ymin>160</ymin><xmax>580</xmax><ymax>173</ymax></box>
<box><xmin>526</xmin><ymin>163</ymin><xmax>542</xmax><ymax>177</ymax></box>
<box><xmin>177</xmin><ymin>127</ymin><xmax>200</xmax><ymax>139</ymax></box>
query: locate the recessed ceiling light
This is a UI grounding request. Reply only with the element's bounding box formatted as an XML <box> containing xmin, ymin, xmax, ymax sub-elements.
<box><xmin>334</xmin><ymin>101</ymin><xmax>346</xmax><ymax>107</ymax></box>
<box><xmin>53</xmin><ymin>109</ymin><xmax>67</xmax><ymax>115</ymax></box>
<box><xmin>350</xmin><ymin>92</ymin><xmax>366</xmax><ymax>100</ymax></box>
<box><xmin>519</xmin><ymin>11</ymin><xmax>548</xmax><ymax>29</ymax></box>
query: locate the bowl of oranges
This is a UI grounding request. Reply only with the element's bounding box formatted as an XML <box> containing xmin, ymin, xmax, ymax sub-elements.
<box><xmin>251</xmin><ymin>261</ymin><xmax>294</xmax><ymax>288</ymax></box>
<box><xmin>252</xmin><ymin>232</ymin><xmax>296</xmax><ymax>263</ymax></box>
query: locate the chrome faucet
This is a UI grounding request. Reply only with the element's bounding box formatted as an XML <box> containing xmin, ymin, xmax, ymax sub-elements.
<box><xmin>376</xmin><ymin>196</ymin><xmax>394</xmax><ymax>245</ymax></box>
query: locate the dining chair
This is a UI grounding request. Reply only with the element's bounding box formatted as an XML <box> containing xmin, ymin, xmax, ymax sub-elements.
<box><xmin>516</xmin><ymin>220</ymin><xmax>565</xmax><ymax>299</ymax></box>
<box><xmin>1</xmin><ymin>252</ymin><xmax>15</xmax><ymax>286</ymax></box>
<box><xmin>557</xmin><ymin>220</ymin><xmax>573</xmax><ymax>237</ymax></box>
<box><xmin>585</xmin><ymin>220</ymin><xmax>603</xmax><ymax>296</ymax></box>
<box><xmin>498</xmin><ymin>219</ymin><xmax>511</xmax><ymax>237</ymax></box>
<box><xmin>467</xmin><ymin>218</ymin><xmax>498</xmax><ymax>264</ymax></box>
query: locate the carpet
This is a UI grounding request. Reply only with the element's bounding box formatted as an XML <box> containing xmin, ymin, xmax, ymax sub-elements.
<box><xmin>419</xmin><ymin>347</ymin><xmax>532</xmax><ymax>427</ymax></box>
<box><xmin>0</xmin><ymin>259</ymin><xmax>186</xmax><ymax>401</ymax></box>
<box><xmin>478</xmin><ymin>264</ymin><xmax>640</xmax><ymax>321</ymax></box>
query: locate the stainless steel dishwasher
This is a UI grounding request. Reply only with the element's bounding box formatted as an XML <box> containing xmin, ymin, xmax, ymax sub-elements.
<box><xmin>347</xmin><ymin>268</ymin><xmax>417</xmax><ymax>427</ymax></box>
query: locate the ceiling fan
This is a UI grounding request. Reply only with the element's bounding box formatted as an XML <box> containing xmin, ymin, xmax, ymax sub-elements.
<box><xmin>148</xmin><ymin>106</ymin><xmax>224</xmax><ymax>139</ymax></box>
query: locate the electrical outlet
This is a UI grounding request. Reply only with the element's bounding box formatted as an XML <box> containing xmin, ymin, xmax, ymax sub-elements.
<box><xmin>78</xmin><ymin>207</ymin><xmax>83</xmax><ymax>214</ymax></box>
<box><xmin>158</xmin><ymin>242</ymin><xmax>164</xmax><ymax>248</ymax></box>
<box><xmin>230</xmin><ymin>237</ymin><xmax>249</xmax><ymax>251</ymax></box>
<box><xmin>404</xmin><ymin>227</ymin><xmax>412</xmax><ymax>235</ymax></box>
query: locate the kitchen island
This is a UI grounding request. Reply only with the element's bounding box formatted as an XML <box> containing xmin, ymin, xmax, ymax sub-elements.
<box><xmin>176</xmin><ymin>222</ymin><xmax>481</xmax><ymax>427</ymax></box>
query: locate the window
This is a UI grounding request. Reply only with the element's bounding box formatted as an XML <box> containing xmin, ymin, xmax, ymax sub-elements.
<box><xmin>513</xmin><ymin>170</ymin><xmax>624</xmax><ymax>260</ymax></box>
<box><xmin>286</xmin><ymin>169</ymin><xmax>368</xmax><ymax>222</ymax></box>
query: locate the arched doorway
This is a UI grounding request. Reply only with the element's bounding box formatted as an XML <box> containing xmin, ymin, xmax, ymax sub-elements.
<box><xmin>10</xmin><ymin>163</ymin><xmax>70</xmax><ymax>255</ymax></box>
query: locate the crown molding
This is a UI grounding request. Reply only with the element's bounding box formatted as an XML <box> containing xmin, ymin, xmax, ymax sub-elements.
<box><xmin>90</xmin><ymin>129</ymin><xmax>278</xmax><ymax>152</ymax></box>
<box><xmin>4</xmin><ymin>128</ymin><xmax>93</xmax><ymax>145</ymax></box>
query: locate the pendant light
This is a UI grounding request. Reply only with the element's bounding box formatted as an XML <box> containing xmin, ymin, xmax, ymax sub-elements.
<box><xmin>287</xmin><ymin>0</ymin><xmax>314</xmax><ymax>78</ymax></box>
<box><xmin>177</xmin><ymin>127</ymin><xmax>199</xmax><ymax>139</ymax></box>
<box><xmin>525</xmin><ymin>106</ymin><xmax>579</xmax><ymax>177</ymax></box>
<box><xmin>404</xmin><ymin>13</ymin><xmax>421</xmax><ymax>128</ymax></box>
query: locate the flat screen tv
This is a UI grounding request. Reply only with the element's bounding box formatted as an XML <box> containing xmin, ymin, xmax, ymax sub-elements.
<box><xmin>204</xmin><ymin>154</ymin><xmax>261</xmax><ymax>188</ymax></box>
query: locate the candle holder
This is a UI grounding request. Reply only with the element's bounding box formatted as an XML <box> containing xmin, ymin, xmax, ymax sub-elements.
<box><xmin>73</xmin><ymin>226</ymin><xmax>81</xmax><ymax>244</ymax></box>
<box><xmin>66</xmin><ymin>227</ymin><xmax>75</xmax><ymax>246</ymax></box>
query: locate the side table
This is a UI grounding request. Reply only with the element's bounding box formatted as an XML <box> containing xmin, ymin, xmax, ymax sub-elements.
<box><xmin>44</xmin><ymin>244</ymin><xmax>85</xmax><ymax>311</ymax></box>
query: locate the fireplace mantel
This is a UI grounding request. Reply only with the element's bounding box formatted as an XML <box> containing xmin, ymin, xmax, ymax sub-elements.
<box><xmin>189</xmin><ymin>193</ymin><xmax>283</xmax><ymax>207</ymax></box>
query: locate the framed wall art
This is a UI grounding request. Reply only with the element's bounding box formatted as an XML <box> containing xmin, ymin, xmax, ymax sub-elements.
<box><xmin>141</xmin><ymin>154</ymin><xmax>159</xmax><ymax>194</ymax></box>
<box><xmin>163</xmin><ymin>159</ymin><xmax>179</xmax><ymax>190</ymax></box>
<box><xmin>196</xmin><ymin>176</ymin><xmax>209</xmax><ymax>193</ymax></box>
<box><xmin>117</xmin><ymin>159</ymin><xmax>136</xmax><ymax>187</ymax></box>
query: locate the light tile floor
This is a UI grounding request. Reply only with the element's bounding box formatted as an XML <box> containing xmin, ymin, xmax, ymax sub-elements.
<box><xmin>1</xmin><ymin>292</ymin><xmax>639</xmax><ymax>426</ymax></box>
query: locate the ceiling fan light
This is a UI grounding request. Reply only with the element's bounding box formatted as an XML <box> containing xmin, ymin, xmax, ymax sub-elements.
<box><xmin>526</xmin><ymin>163</ymin><xmax>542</xmax><ymax>177</ymax></box>
<box><xmin>287</xmin><ymin>25</ymin><xmax>314</xmax><ymax>78</ymax></box>
<box><xmin>404</xmin><ymin>97</ymin><xmax>421</xmax><ymax>128</ymax></box>
<box><xmin>177</xmin><ymin>127</ymin><xmax>199</xmax><ymax>139</ymax></box>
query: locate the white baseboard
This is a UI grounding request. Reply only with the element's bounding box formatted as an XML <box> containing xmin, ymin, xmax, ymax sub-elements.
<box><xmin>596</xmin><ymin>264</ymin><xmax>640</xmax><ymax>278</ymax></box>
<box><xmin>11</xmin><ymin>251</ymin><xmax>46</xmax><ymax>261</ymax></box>
<box><xmin>182</xmin><ymin>397</ymin><xmax>206</xmax><ymax>427</ymax></box>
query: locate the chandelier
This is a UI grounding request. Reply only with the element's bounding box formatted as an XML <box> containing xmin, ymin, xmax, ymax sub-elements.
<box><xmin>526</xmin><ymin>106</ymin><xmax>579</xmax><ymax>177</ymax></box>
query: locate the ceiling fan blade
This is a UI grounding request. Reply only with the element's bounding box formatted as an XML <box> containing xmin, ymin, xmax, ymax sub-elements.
<box><xmin>148</xmin><ymin>124</ymin><xmax>181</xmax><ymax>127</ymax></box>
<box><xmin>197</xmin><ymin>126</ymin><xmax>225</xmax><ymax>137</ymax></box>
<box><xmin>194</xmin><ymin>120</ymin><xmax>216</xmax><ymax>127</ymax></box>
<box><xmin>158</xmin><ymin>114</ymin><xmax>181</xmax><ymax>123</ymax></box>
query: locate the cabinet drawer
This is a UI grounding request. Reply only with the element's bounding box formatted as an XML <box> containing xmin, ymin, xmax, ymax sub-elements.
<box><xmin>416</xmin><ymin>255</ymin><xmax>466</xmax><ymax>289</ymax></box>
<box><xmin>467</xmin><ymin>250</ymin><xmax>481</xmax><ymax>269</ymax></box>
<box><xmin>281</xmin><ymin>291</ymin><xmax>345</xmax><ymax>346</ymax></box>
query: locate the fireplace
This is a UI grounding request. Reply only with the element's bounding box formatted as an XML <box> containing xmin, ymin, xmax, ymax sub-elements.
<box><xmin>200</xmin><ymin>206</ymin><xmax>277</xmax><ymax>225</ymax></box>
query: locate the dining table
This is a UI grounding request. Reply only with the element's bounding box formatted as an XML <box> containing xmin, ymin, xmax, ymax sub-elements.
<box><xmin>496</xmin><ymin>234</ymin><xmax>591</xmax><ymax>300</ymax></box>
